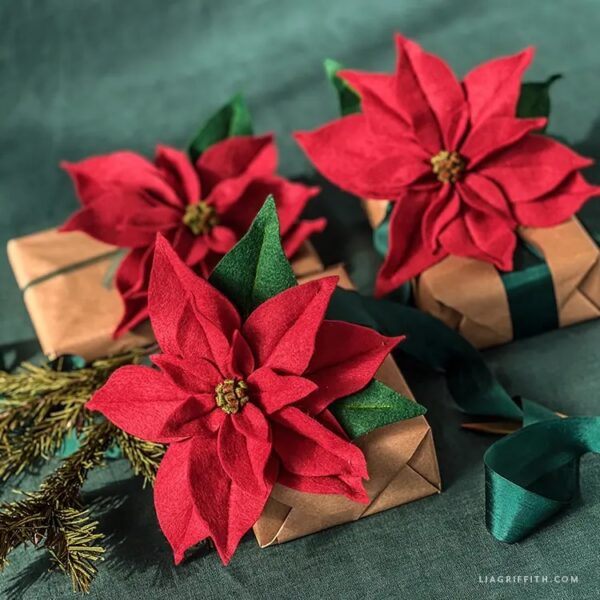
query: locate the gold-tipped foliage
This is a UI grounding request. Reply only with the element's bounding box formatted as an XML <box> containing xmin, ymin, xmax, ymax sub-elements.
<box><xmin>0</xmin><ymin>349</ymin><xmax>166</xmax><ymax>593</ymax></box>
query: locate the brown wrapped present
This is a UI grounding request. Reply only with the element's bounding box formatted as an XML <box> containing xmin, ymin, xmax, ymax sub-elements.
<box><xmin>253</xmin><ymin>265</ymin><xmax>441</xmax><ymax>547</ymax></box>
<box><xmin>363</xmin><ymin>199</ymin><xmax>600</xmax><ymax>349</ymax></box>
<box><xmin>7</xmin><ymin>229</ymin><xmax>323</xmax><ymax>361</ymax></box>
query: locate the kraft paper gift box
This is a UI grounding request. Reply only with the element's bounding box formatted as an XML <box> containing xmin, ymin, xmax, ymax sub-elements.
<box><xmin>7</xmin><ymin>229</ymin><xmax>323</xmax><ymax>361</ymax></box>
<box><xmin>253</xmin><ymin>265</ymin><xmax>441</xmax><ymax>547</ymax></box>
<box><xmin>363</xmin><ymin>199</ymin><xmax>600</xmax><ymax>349</ymax></box>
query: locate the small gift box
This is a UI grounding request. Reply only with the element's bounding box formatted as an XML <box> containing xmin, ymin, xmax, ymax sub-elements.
<box><xmin>364</xmin><ymin>200</ymin><xmax>600</xmax><ymax>348</ymax></box>
<box><xmin>253</xmin><ymin>264</ymin><xmax>440</xmax><ymax>546</ymax></box>
<box><xmin>7</xmin><ymin>229</ymin><xmax>323</xmax><ymax>360</ymax></box>
<box><xmin>295</xmin><ymin>35</ymin><xmax>600</xmax><ymax>348</ymax></box>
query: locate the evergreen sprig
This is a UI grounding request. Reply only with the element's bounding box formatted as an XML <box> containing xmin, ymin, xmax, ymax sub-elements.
<box><xmin>0</xmin><ymin>350</ymin><xmax>147</xmax><ymax>481</ymax></box>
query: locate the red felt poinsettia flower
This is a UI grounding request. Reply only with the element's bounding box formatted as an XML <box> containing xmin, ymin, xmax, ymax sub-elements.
<box><xmin>87</xmin><ymin>235</ymin><xmax>401</xmax><ymax>565</ymax></box>
<box><xmin>295</xmin><ymin>34</ymin><xmax>600</xmax><ymax>296</ymax></box>
<box><xmin>60</xmin><ymin>135</ymin><xmax>325</xmax><ymax>335</ymax></box>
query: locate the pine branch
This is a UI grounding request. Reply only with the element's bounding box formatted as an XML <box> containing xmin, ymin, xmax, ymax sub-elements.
<box><xmin>113</xmin><ymin>430</ymin><xmax>165</xmax><ymax>486</ymax></box>
<box><xmin>0</xmin><ymin>420</ymin><xmax>115</xmax><ymax>593</ymax></box>
<box><xmin>0</xmin><ymin>349</ymin><xmax>147</xmax><ymax>481</ymax></box>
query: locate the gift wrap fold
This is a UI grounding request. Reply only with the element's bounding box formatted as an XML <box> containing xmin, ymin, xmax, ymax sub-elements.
<box><xmin>7</xmin><ymin>229</ymin><xmax>323</xmax><ymax>360</ymax></box>
<box><xmin>253</xmin><ymin>265</ymin><xmax>441</xmax><ymax>547</ymax></box>
<box><xmin>364</xmin><ymin>199</ymin><xmax>600</xmax><ymax>349</ymax></box>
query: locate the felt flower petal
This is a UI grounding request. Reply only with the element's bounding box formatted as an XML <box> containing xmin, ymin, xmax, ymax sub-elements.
<box><xmin>461</xmin><ymin>117</ymin><xmax>547</xmax><ymax>167</ymax></box>
<box><xmin>375</xmin><ymin>193</ymin><xmax>446</xmax><ymax>297</ymax></box>
<box><xmin>247</xmin><ymin>367</ymin><xmax>318</xmax><ymax>414</ymax></box>
<box><xmin>152</xmin><ymin>354</ymin><xmax>223</xmax><ymax>395</ymax></box>
<box><xmin>459</xmin><ymin>173</ymin><xmax>513</xmax><ymax>220</ymax></box>
<box><xmin>217</xmin><ymin>403</ymin><xmax>274</xmax><ymax>495</ymax></box>
<box><xmin>272</xmin><ymin>406</ymin><xmax>368</xmax><ymax>479</ymax></box>
<box><xmin>512</xmin><ymin>172</ymin><xmax>600</xmax><ymax>227</ymax></box>
<box><xmin>224</xmin><ymin>176</ymin><xmax>320</xmax><ymax>237</ymax></box>
<box><xmin>463</xmin><ymin>47</ymin><xmax>534</xmax><ymax>125</ymax></box>
<box><xmin>294</xmin><ymin>115</ymin><xmax>431</xmax><ymax>200</ymax></box>
<box><xmin>421</xmin><ymin>185</ymin><xmax>461</xmax><ymax>249</ymax></box>
<box><xmin>226</xmin><ymin>330</ymin><xmax>255</xmax><ymax>379</ymax></box>
<box><xmin>242</xmin><ymin>277</ymin><xmax>337</xmax><ymax>375</ymax></box>
<box><xmin>338</xmin><ymin>69</ymin><xmax>415</xmax><ymax>141</ymax></box>
<box><xmin>396</xmin><ymin>34</ymin><xmax>469</xmax><ymax>150</ymax></box>
<box><xmin>198</xmin><ymin>134</ymin><xmax>277</xmax><ymax>201</ymax></box>
<box><xmin>392</xmin><ymin>34</ymin><xmax>444</xmax><ymax>153</ymax></box>
<box><xmin>282</xmin><ymin>218</ymin><xmax>327</xmax><ymax>258</ymax></box>
<box><xmin>278</xmin><ymin>468</ymin><xmax>370</xmax><ymax>504</ymax></box>
<box><xmin>149</xmin><ymin>235</ymin><xmax>240</xmax><ymax>365</ymax></box>
<box><xmin>480</xmin><ymin>135</ymin><xmax>594</xmax><ymax>203</ymax></box>
<box><xmin>87</xmin><ymin>365</ymin><xmax>211</xmax><ymax>443</ymax></box>
<box><xmin>154</xmin><ymin>441</ymin><xmax>211</xmax><ymax>565</ymax></box>
<box><xmin>155</xmin><ymin>145</ymin><xmax>201</xmax><ymax>206</ymax></box>
<box><xmin>300</xmin><ymin>320</ymin><xmax>402</xmax><ymax>414</ymax></box>
<box><xmin>438</xmin><ymin>208</ymin><xmax>516</xmax><ymax>271</ymax></box>
<box><xmin>184</xmin><ymin>435</ymin><xmax>273</xmax><ymax>564</ymax></box>
<box><xmin>205</xmin><ymin>225</ymin><xmax>238</xmax><ymax>255</ymax></box>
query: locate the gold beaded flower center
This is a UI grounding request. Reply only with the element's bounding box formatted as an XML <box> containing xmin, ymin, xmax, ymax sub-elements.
<box><xmin>214</xmin><ymin>378</ymin><xmax>249</xmax><ymax>414</ymax></box>
<box><xmin>182</xmin><ymin>201</ymin><xmax>219</xmax><ymax>235</ymax></box>
<box><xmin>430</xmin><ymin>150</ymin><xmax>466</xmax><ymax>183</ymax></box>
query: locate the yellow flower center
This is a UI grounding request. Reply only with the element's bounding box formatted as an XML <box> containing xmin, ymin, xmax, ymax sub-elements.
<box><xmin>182</xmin><ymin>201</ymin><xmax>219</xmax><ymax>235</ymax></box>
<box><xmin>430</xmin><ymin>150</ymin><xmax>466</xmax><ymax>183</ymax></box>
<box><xmin>214</xmin><ymin>378</ymin><xmax>249</xmax><ymax>414</ymax></box>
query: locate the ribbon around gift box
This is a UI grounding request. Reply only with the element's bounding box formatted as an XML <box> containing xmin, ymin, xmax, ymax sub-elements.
<box><xmin>327</xmin><ymin>288</ymin><xmax>600</xmax><ymax>544</ymax></box>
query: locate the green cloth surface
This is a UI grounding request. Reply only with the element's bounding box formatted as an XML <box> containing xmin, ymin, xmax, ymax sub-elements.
<box><xmin>1</xmin><ymin>1</ymin><xmax>600</xmax><ymax>598</ymax></box>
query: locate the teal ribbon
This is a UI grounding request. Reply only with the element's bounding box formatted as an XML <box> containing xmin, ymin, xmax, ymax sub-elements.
<box><xmin>329</xmin><ymin>288</ymin><xmax>600</xmax><ymax>544</ymax></box>
<box><xmin>373</xmin><ymin>210</ymin><xmax>599</xmax><ymax>340</ymax></box>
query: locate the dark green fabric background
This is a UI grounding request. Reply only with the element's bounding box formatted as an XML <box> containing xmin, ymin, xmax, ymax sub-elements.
<box><xmin>2</xmin><ymin>1</ymin><xmax>600</xmax><ymax>598</ymax></box>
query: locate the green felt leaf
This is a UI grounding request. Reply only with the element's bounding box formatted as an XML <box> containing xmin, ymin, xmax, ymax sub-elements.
<box><xmin>331</xmin><ymin>379</ymin><xmax>426</xmax><ymax>439</ymax></box>
<box><xmin>517</xmin><ymin>75</ymin><xmax>562</xmax><ymax>129</ymax></box>
<box><xmin>209</xmin><ymin>196</ymin><xmax>296</xmax><ymax>318</ymax></box>
<box><xmin>324</xmin><ymin>58</ymin><xmax>362</xmax><ymax>116</ymax></box>
<box><xmin>188</xmin><ymin>93</ymin><xmax>254</xmax><ymax>163</ymax></box>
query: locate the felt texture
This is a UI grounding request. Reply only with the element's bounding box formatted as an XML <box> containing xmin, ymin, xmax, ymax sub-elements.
<box><xmin>60</xmin><ymin>113</ymin><xmax>325</xmax><ymax>337</ymax></box>
<box><xmin>87</xmin><ymin>216</ymin><xmax>402</xmax><ymax>564</ymax></box>
<box><xmin>295</xmin><ymin>34</ymin><xmax>600</xmax><ymax>297</ymax></box>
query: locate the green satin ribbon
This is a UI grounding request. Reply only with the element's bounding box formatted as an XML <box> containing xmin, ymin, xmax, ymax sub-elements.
<box><xmin>329</xmin><ymin>288</ymin><xmax>600</xmax><ymax>544</ymax></box>
<box><xmin>373</xmin><ymin>210</ymin><xmax>598</xmax><ymax>340</ymax></box>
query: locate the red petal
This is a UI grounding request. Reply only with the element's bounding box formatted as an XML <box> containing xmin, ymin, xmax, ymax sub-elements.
<box><xmin>294</xmin><ymin>115</ymin><xmax>430</xmax><ymax>200</ymax></box>
<box><xmin>282</xmin><ymin>218</ymin><xmax>327</xmax><ymax>258</ymax></box>
<box><xmin>217</xmin><ymin>403</ymin><xmax>274</xmax><ymax>495</ymax></box>
<box><xmin>152</xmin><ymin>354</ymin><xmax>223</xmax><ymax>395</ymax></box>
<box><xmin>459</xmin><ymin>174</ymin><xmax>513</xmax><ymax>220</ymax></box>
<box><xmin>197</xmin><ymin>134</ymin><xmax>276</xmax><ymax>203</ymax></box>
<box><xmin>167</xmin><ymin>435</ymin><xmax>272</xmax><ymax>564</ymax></box>
<box><xmin>512</xmin><ymin>172</ymin><xmax>600</xmax><ymax>227</ymax></box>
<box><xmin>87</xmin><ymin>365</ymin><xmax>211</xmax><ymax>442</ymax></box>
<box><xmin>155</xmin><ymin>145</ymin><xmax>201</xmax><ymax>206</ymax></box>
<box><xmin>392</xmin><ymin>34</ymin><xmax>444</xmax><ymax>153</ymax></box>
<box><xmin>242</xmin><ymin>277</ymin><xmax>337</xmax><ymax>375</ymax></box>
<box><xmin>479</xmin><ymin>134</ymin><xmax>594</xmax><ymax>203</ymax></box>
<box><xmin>395</xmin><ymin>34</ymin><xmax>468</xmax><ymax>150</ymax></box>
<box><xmin>60</xmin><ymin>154</ymin><xmax>182</xmax><ymax>246</ymax></box>
<box><xmin>338</xmin><ymin>69</ymin><xmax>415</xmax><ymax>141</ymax></box>
<box><xmin>204</xmin><ymin>225</ymin><xmax>238</xmax><ymax>255</ymax></box>
<box><xmin>113</xmin><ymin>297</ymin><xmax>150</xmax><ymax>339</ymax></box>
<box><xmin>438</xmin><ymin>209</ymin><xmax>516</xmax><ymax>271</ymax></box>
<box><xmin>300</xmin><ymin>320</ymin><xmax>402</xmax><ymax>414</ymax></box>
<box><xmin>375</xmin><ymin>192</ymin><xmax>446</xmax><ymax>297</ymax></box>
<box><xmin>226</xmin><ymin>330</ymin><xmax>255</xmax><ymax>379</ymax></box>
<box><xmin>461</xmin><ymin>117</ymin><xmax>546</xmax><ymax>167</ymax></box>
<box><xmin>278</xmin><ymin>469</ymin><xmax>370</xmax><ymax>504</ymax></box>
<box><xmin>247</xmin><ymin>367</ymin><xmax>318</xmax><ymax>414</ymax></box>
<box><xmin>149</xmin><ymin>236</ymin><xmax>240</xmax><ymax>367</ymax></box>
<box><xmin>154</xmin><ymin>441</ymin><xmax>211</xmax><ymax>564</ymax></box>
<box><xmin>272</xmin><ymin>406</ymin><xmax>368</xmax><ymax>479</ymax></box>
<box><xmin>223</xmin><ymin>176</ymin><xmax>320</xmax><ymax>237</ymax></box>
<box><xmin>421</xmin><ymin>185</ymin><xmax>461</xmax><ymax>250</ymax></box>
<box><xmin>463</xmin><ymin>47</ymin><xmax>534</xmax><ymax>125</ymax></box>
